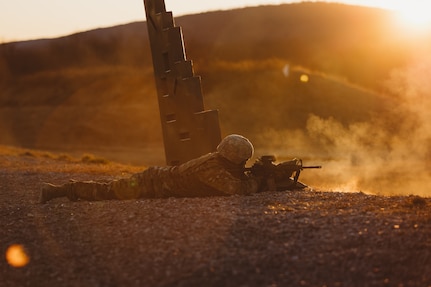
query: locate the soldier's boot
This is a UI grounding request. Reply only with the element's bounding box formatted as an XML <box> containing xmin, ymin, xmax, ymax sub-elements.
<box><xmin>39</xmin><ymin>183</ymin><xmax>69</xmax><ymax>203</ymax></box>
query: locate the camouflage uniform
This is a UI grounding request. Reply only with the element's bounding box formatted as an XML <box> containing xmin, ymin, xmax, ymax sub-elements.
<box><xmin>40</xmin><ymin>134</ymin><xmax>261</xmax><ymax>203</ymax></box>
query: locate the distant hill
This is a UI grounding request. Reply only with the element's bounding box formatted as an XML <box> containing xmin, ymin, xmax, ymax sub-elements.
<box><xmin>0</xmin><ymin>3</ymin><xmax>424</xmax><ymax>165</ymax></box>
<box><xmin>0</xmin><ymin>3</ymin><xmax>415</xmax><ymax>86</ymax></box>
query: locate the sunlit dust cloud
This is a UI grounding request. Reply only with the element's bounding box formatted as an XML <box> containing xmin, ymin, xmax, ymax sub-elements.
<box><xmin>317</xmin><ymin>54</ymin><xmax>431</xmax><ymax>196</ymax></box>
<box><xmin>6</xmin><ymin>244</ymin><xmax>30</xmax><ymax>268</ymax></box>
<box><xmin>257</xmin><ymin>52</ymin><xmax>431</xmax><ymax>196</ymax></box>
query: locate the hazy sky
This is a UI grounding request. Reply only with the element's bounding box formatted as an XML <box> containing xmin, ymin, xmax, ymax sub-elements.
<box><xmin>0</xmin><ymin>0</ymin><xmax>428</xmax><ymax>42</ymax></box>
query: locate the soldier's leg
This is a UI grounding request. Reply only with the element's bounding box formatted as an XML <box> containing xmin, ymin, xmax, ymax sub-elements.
<box><xmin>128</xmin><ymin>166</ymin><xmax>176</xmax><ymax>198</ymax></box>
<box><xmin>65</xmin><ymin>180</ymin><xmax>140</xmax><ymax>201</ymax></box>
<box><xmin>40</xmin><ymin>171</ymin><xmax>154</xmax><ymax>203</ymax></box>
<box><xmin>114</xmin><ymin>170</ymin><xmax>156</xmax><ymax>199</ymax></box>
<box><xmin>39</xmin><ymin>168</ymin><xmax>160</xmax><ymax>203</ymax></box>
<box><xmin>75</xmin><ymin>172</ymin><xmax>155</xmax><ymax>200</ymax></box>
<box><xmin>67</xmin><ymin>181</ymin><xmax>116</xmax><ymax>201</ymax></box>
<box><xmin>108</xmin><ymin>176</ymin><xmax>142</xmax><ymax>200</ymax></box>
<box><xmin>39</xmin><ymin>180</ymin><xmax>115</xmax><ymax>203</ymax></box>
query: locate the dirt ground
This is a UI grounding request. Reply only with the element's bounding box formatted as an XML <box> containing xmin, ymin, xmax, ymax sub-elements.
<box><xmin>1</xmin><ymin>151</ymin><xmax>431</xmax><ymax>287</ymax></box>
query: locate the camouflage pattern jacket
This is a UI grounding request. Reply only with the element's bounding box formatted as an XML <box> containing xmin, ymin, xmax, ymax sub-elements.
<box><xmin>132</xmin><ymin>152</ymin><xmax>260</xmax><ymax>198</ymax></box>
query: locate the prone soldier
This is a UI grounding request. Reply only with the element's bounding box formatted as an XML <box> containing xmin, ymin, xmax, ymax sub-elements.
<box><xmin>39</xmin><ymin>134</ymin><xmax>262</xmax><ymax>203</ymax></box>
<box><xmin>39</xmin><ymin>134</ymin><xmax>321</xmax><ymax>203</ymax></box>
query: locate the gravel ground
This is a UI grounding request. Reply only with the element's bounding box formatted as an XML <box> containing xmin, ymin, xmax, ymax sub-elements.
<box><xmin>1</xmin><ymin>153</ymin><xmax>431</xmax><ymax>287</ymax></box>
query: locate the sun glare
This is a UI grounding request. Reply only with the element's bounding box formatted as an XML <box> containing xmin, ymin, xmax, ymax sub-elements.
<box><xmin>394</xmin><ymin>3</ymin><xmax>431</xmax><ymax>34</ymax></box>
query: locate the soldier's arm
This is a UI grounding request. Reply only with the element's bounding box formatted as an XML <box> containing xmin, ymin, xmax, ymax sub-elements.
<box><xmin>200</xmin><ymin>169</ymin><xmax>261</xmax><ymax>196</ymax></box>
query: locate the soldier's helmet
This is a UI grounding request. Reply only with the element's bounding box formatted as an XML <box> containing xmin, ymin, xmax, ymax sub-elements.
<box><xmin>217</xmin><ymin>134</ymin><xmax>254</xmax><ymax>164</ymax></box>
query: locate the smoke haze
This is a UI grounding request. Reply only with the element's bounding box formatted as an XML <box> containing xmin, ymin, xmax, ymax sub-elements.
<box><xmin>259</xmin><ymin>52</ymin><xmax>431</xmax><ymax>196</ymax></box>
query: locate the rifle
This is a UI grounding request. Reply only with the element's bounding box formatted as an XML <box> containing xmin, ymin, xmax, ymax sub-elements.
<box><xmin>245</xmin><ymin>155</ymin><xmax>321</xmax><ymax>191</ymax></box>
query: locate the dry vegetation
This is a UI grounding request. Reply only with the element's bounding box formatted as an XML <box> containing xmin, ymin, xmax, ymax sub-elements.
<box><xmin>0</xmin><ymin>145</ymin><xmax>145</xmax><ymax>174</ymax></box>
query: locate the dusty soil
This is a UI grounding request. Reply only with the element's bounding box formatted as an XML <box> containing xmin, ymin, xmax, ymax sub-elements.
<box><xmin>1</xmin><ymin>150</ymin><xmax>431</xmax><ymax>287</ymax></box>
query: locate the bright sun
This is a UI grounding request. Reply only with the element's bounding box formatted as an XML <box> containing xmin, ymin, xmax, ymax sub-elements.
<box><xmin>394</xmin><ymin>3</ymin><xmax>431</xmax><ymax>34</ymax></box>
